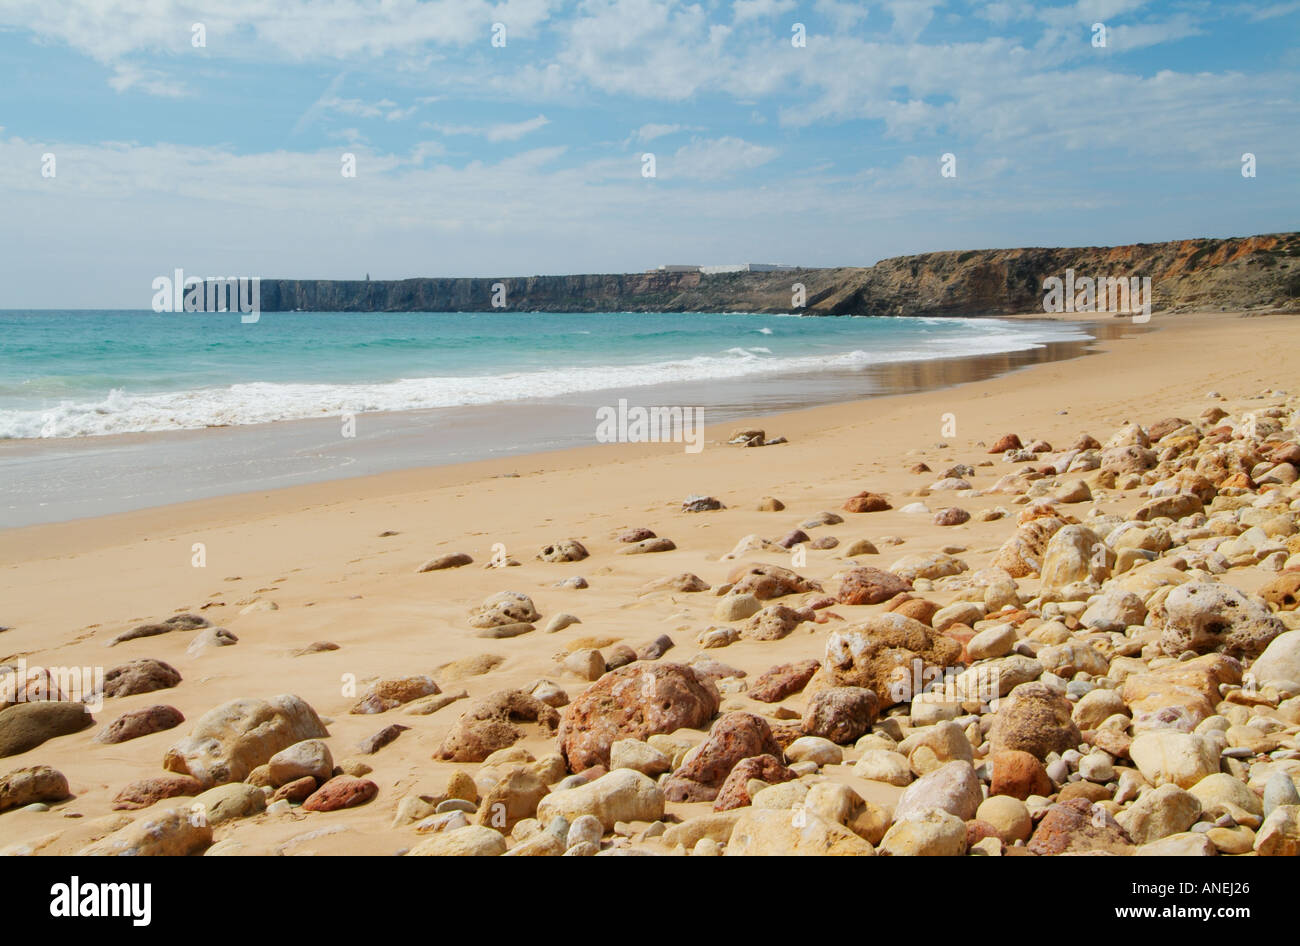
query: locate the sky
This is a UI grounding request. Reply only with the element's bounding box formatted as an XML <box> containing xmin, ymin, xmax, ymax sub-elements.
<box><xmin>1</xmin><ymin>0</ymin><xmax>1298</xmax><ymax>308</ymax></box>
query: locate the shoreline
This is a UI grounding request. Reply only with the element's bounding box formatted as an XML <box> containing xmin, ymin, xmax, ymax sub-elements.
<box><xmin>0</xmin><ymin>313</ymin><xmax>1099</xmax><ymax>528</ymax></box>
<box><xmin>0</xmin><ymin>313</ymin><xmax>1156</xmax><ymax>552</ymax></box>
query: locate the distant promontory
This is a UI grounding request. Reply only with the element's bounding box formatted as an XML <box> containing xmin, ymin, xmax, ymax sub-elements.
<box><xmin>258</xmin><ymin>232</ymin><xmax>1300</xmax><ymax>316</ymax></box>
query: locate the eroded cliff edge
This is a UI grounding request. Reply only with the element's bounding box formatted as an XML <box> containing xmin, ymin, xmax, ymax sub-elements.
<box><xmin>259</xmin><ymin>232</ymin><xmax>1300</xmax><ymax>316</ymax></box>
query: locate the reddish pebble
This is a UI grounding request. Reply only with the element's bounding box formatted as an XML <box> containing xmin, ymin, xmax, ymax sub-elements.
<box><xmin>302</xmin><ymin>776</ymin><xmax>378</xmax><ymax>812</ymax></box>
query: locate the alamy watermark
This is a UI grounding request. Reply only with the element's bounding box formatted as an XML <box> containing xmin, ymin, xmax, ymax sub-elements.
<box><xmin>50</xmin><ymin>876</ymin><xmax>150</xmax><ymax>926</ymax></box>
<box><xmin>887</xmin><ymin>658</ymin><xmax>1001</xmax><ymax>705</ymax></box>
<box><xmin>595</xmin><ymin>398</ymin><xmax>704</xmax><ymax>453</ymax></box>
<box><xmin>1042</xmin><ymin>268</ymin><xmax>1151</xmax><ymax>323</ymax></box>
<box><xmin>152</xmin><ymin>269</ymin><xmax>261</xmax><ymax>323</ymax></box>
<box><xmin>1</xmin><ymin>658</ymin><xmax>105</xmax><ymax>712</ymax></box>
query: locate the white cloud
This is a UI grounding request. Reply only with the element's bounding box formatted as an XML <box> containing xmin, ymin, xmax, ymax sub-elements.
<box><xmin>108</xmin><ymin>63</ymin><xmax>188</xmax><ymax>98</ymax></box>
<box><xmin>814</xmin><ymin>0</ymin><xmax>870</xmax><ymax>31</ymax></box>
<box><xmin>628</xmin><ymin>122</ymin><xmax>702</xmax><ymax>145</ymax></box>
<box><xmin>319</xmin><ymin>97</ymin><xmax>390</xmax><ymax>119</ymax></box>
<box><xmin>1241</xmin><ymin>1</ymin><xmax>1300</xmax><ymax>21</ymax></box>
<box><xmin>884</xmin><ymin>0</ymin><xmax>942</xmax><ymax>41</ymax></box>
<box><xmin>328</xmin><ymin>127</ymin><xmax>368</xmax><ymax>145</ymax></box>
<box><xmin>430</xmin><ymin>114</ymin><xmax>551</xmax><ymax>142</ymax></box>
<box><xmin>485</xmin><ymin>115</ymin><xmax>552</xmax><ymax>142</ymax></box>
<box><xmin>0</xmin><ymin>0</ymin><xmax>1296</xmax><ymax>308</ymax></box>
<box><xmin>407</xmin><ymin>140</ymin><xmax>447</xmax><ymax>164</ymax></box>
<box><xmin>6</xmin><ymin>0</ymin><xmax>1293</xmax><ymax>171</ymax></box>
<box><xmin>1105</xmin><ymin>15</ymin><xmax>1204</xmax><ymax>51</ymax></box>
<box><xmin>669</xmin><ymin>136</ymin><xmax>778</xmax><ymax>180</ymax></box>
<box><xmin>732</xmin><ymin>0</ymin><xmax>796</xmax><ymax>24</ymax></box>
<box><xmin>0</xmin><ymin>0</ymin><xmax>560</xmax><ymax>64</ymax></box>
<box><xmin>310</xmin><ymin>96</ymin><xmax>421</xmax><ymax>121</ymax></box>
<box><xmin>0</xmin><ymin>128</ymin><xmax>1294</xmax><ymax>308</ymax></box>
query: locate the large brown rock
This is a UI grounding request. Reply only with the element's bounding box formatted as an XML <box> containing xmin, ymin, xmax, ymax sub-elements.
<box><xmin>1147</xmin><ymin>469</ymin><xmax>1216</xmax><ymax>503</ymax></box>
<box><xmin>843</xmin><ymin>491</ymin><xmax>891</xmax><ymax>513</ymax></box>
<box><xmin>112</xmin><ymin>774</ymin><xmax>205</xmax><ymax>810</ymax></box>
<box><xmin>351</xmin><ymin>676</ymin><xmax>439</xmax><ymax>714</ymax></box>
<box><xmin>271</xmin><ymin>776</ymin><xmax>318</xmax><ymax>804</ymax></box>
<box><xmin>887</xmin><ymin>597</ymin><xmax>939</xmax><ymax>625</ymax></box>
<box><xmin>740</xmin><ymin>605</ymin><xmax>805</xmax><ymax>641</ymax></box>
<box><xmin>467</xmin><ymin>591</ymin><xmax>540</xmax><ymax>629</ymax></box>
<box><xmin>0</xmin><ymin>701</ymin><xmax>93</xmax><ymax>757</ymax></box>
<box><xmin>103</xmin><ymin>659</ymin><xmax>181</xmax><ymax>698</ymax></box>
<box><xmin>1121</xmin><ymin>653</ymin><xmax>1242</xmax><ymax>732</ymax></box>
<box><xmin>108</xmin><ymin>613</ymin><xmax>208</xmax><ymax>646</ymax></box>
<box><xmin>1268</xmin><ymin>442</ymin><xmax>1300</xmax><ymax>464</ymax></box>
<box><xmin>416</xmin><ymin>551</ymin><xmax>473</xmax><ymax>572</ymax></box>
<box><xmin>801</xmin><ymin>687</ymin><xmax>879</xmax><ymax>744</ymax></box>
<box><xmin>713</xmin><ymin>754</ymin><xmax>797</xmax><ymax>811</ymax></box>
<box><xmin>662</xmin><ymin>712</ymin><xmax>783</xmax><ymax>802</ymax></box>
<box><xmin>814</xmin><ymin>614</ymin><xmax>963</xmax><ymax>708</ymax></box>
<box><xmin>558</xmin><ymin>663</ymin><xmax>719</xmax><ymax>772</ymax></box>
<box><xmin>1101</xmin><ymin>445</ymin><xmax>1157</xmax><ymax>475</ymax></box>
<box><xmin>1027</xmin><ymin>797</ymin><xmax>1135</xmax><ymax>855</ymax></box>
<box><xmin>988</xmin><ymin>749</ymin><xmax>1054</xmax><ymax>800</ymax></box>
<box><xmin>988</xmin><ymin>433</ymin><xmax>1022</xmax><ymax>454</ymax></box>
<box><xmin>748</xmin><ymin>660</ymin><xmax>821</xmax><ymax>703</ymax></box>
<box><xmin>537</xmin><ymin>539</ymin><xmax>589</xmax><ymax>563</ymax></box>
<box><xmin>162</xmin><ymin>694</ymin><xmax>328</xmax><ymax>787</ymax></box>
<box><xmin>1146</xmin><ymin>417</ymin><xmax>1192</xmax><ymax>441</ymax></box>
<box><xmin>302</xmin><ymin>776</ymin><xmax>378</xmax><ymax>812</ymax></box>
<box><xmin>726</xmin><ymin>563</ymin><xmax>822</xmax><ymax>600</ymax></box>
<box><xmin>0</xmin><ymin>764</ymin><xmax>70</xmax><ymax>812</ymax></box>
<box><xmin>1195</xmin><ymin>446</ymin><xmax>1253</xmax><ymax>484</ymax></box>
<box><xmin>95</xmin><ymin>705</ymin><xmax>184</xmax><ymax>744</ymax></box>
<box><xmin>990</xmin><ymin>682</ymin><xmax>1081</xmax><ymax>760</ymax></box>
<box><xmin>836</xmin><ymin>567</ymin><xmax>912</xmax><ymax>606</ymax></box>
<box><xmin>1156</xmin><ymin>581</ymin><xmax>1286</xmax><ymax>659</ymax></box>
<box><xmin>1133</xmin><ymin>494</ymin><xmax>1204</xmax><ymax>522</ymax></box>
<box><xmin>435</xmin><ymin>690</ymin><xmax>560</xmax><ymax>763</ymax></box>
<box><xmin>934</xmin><ymin>507</ymin><xmax>971</xmax><ymax>527</ymax></box>
<box><xmin>889</xmin><ymin>553</ymin><xmax>968</xmax><ymax>583</ymax></box>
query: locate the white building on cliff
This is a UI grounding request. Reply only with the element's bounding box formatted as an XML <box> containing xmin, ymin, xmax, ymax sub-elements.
<box><xmin>650</xmin><ymin>263</ymin><xmax>797</xmax><ymax>274</ymax></box>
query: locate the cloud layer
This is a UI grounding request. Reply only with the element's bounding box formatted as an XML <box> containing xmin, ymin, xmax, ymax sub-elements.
<box><xmin>0</xmin><ymin>0</ymin><xmax>1296</xmax><ymax>306</ymax></box>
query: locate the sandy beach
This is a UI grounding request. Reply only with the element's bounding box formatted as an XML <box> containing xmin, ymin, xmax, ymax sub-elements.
<box><xmin>2</xmin><ymin>308</ymin><xmax>1299</xmax><ymax>856</ymax></box>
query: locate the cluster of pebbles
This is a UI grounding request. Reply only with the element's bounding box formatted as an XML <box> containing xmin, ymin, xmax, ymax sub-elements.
<box><xmin>4</xmin><ymin>390</ymin><xmax>1300</xmax><ymax>856</ymax></box>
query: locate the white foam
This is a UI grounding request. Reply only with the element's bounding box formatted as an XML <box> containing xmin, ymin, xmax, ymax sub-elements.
<box><xmin>0</xmin><ymin>319</ymin><xmax>1087</xmax><ymax>439</ymax></box>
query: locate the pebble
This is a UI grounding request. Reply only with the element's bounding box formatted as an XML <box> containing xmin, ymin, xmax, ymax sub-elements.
<box><xmin>1263</xmin><ymin>771</ymin><xmax>1300</xmax><ymax>818</ymax></box>
<box><xmin>32</xmin><ymin>390</ymin><xmax>1300</xmax><ymax>862</ymax></box>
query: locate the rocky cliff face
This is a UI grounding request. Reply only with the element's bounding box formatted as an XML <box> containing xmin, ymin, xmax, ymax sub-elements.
<box><xmin>259</xmin><ymin>232</ymin><xmax>1300</xmax><ymax>316</ymax></box>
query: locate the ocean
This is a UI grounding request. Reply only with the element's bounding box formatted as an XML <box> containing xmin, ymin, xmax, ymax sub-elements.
<box><xmin>0</xmin><ymin>310</ymin><xmax>1089</xmax><ymax>440</ymax></box>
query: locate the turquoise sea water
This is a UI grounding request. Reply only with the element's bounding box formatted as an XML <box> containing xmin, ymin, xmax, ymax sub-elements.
<box><xmin>0</xmin><ymin>310</ymin><xmax>1089</xmax><ymax>439</ymax></box>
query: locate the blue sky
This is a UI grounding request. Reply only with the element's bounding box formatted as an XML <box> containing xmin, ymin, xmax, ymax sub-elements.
<box><xmin>1</xmin><ymin>0</ymin><xmax>1298</xmax><ymax>307</ymax></box>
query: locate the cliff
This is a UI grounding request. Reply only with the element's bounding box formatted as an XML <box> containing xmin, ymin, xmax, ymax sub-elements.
<box><xmin>259</xmin><ymin>232</ymin><xmax>1300</xmax><ymax>316</ymax></box>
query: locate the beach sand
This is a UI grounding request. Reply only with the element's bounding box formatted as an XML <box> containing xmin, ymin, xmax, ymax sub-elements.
<box><xmin>1</xmin><ymin>309</ymin><xmax>1297</xmax><ymax>855</ymax></box>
